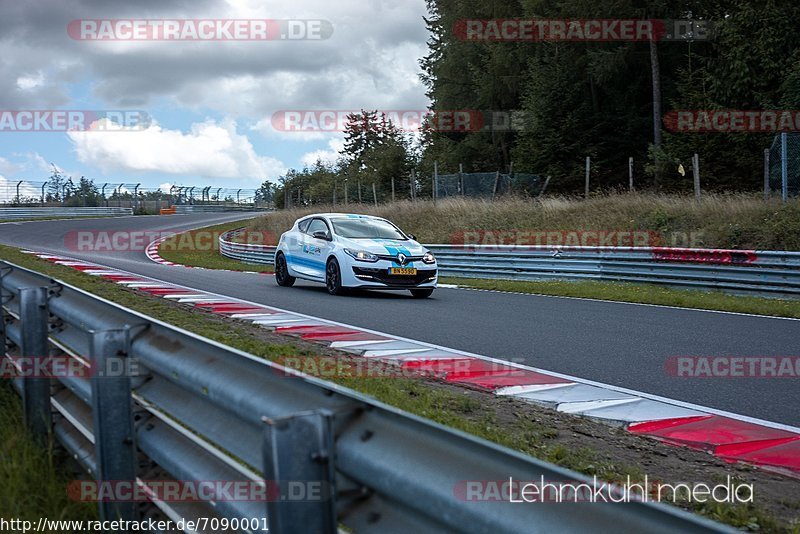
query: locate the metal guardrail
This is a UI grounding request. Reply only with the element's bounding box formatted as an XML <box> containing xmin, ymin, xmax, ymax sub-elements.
<box><xmin>219</xmin><ymin>229</ymin><xmax>277</xmax><ymax>264</ymax></box>
<box><xmin>218</xmin><ymin>228</ymin><xmax>800</xmax><ymax>297</ymax></box>
<box><xmin>173</xmin><ymin>206</ymin><xmax>271</xmax><ymax>214</ymax></box>
<box><xmin>0</xmin><ymin>261</ymin><xmax>726</xmax><ymax>533</ymax></box>
<box><xmin>0</xmin><ymin>207</ymin><xmax>134</xmax><ymax>220</ymax></box>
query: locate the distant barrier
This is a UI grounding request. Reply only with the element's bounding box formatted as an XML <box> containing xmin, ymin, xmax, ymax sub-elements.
<box><xmin>173</xmin><ymin>205</ymin><xmax>270</xmax><ymax>214</ymax></box>
<box><xmin>0</xmin><ymin>207</ymin><xmax>133</xmax><ymax>220</ymax></box>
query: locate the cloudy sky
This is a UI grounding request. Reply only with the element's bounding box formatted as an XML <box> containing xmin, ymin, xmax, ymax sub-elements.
<box><xmin>0</xmin><ymin>0</ymin><xmax>430</xmax><ymax>194</ymax></box>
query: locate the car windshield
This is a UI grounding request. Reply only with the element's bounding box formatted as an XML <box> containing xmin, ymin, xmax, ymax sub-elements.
<box><xmin>331</xmin><ymin>218</ymin><xmax>408</xmax><ymax>240</ymax></box>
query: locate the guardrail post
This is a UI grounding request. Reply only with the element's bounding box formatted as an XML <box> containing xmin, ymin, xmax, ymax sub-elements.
<box><xmin>262</xmin><ymin>410</ymin><xmax>336</xmax><ymax>534</ymax></box>
<box><xmin>585</xmin><ymin>156</ymin><xmax>591</xmax><ymax>198</ymax></box>
<box><xmin>781</xmin><ymin>132</ymin><xmax>789</xmax><ymax>202</ymax></box>
<box><xmin>764</xmin><ymin>148</ymin><xmax>771</xmax><ymax>199</ymax></box>
<box><xmin>89</xmin><ymin>328</ymin><xmax>137</xmax><ymax>522</ymax></box>
<box><xmin>19</xmin><ymin>287</ymin><xmax>51</xmax><ymax>443</ymax></box>
<box><xmin>0</xmin><ymin>265</ymin><xmax>10</xmax><ymax>370</ymax></box>
<box><xmin>693</xmin><ymin>153</ymin><xmax>701</xmax><ymax>199</ymax></box>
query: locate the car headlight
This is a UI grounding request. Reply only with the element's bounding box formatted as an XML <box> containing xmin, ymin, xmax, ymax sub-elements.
<box><xmin>422</xmin><ymin>251</ymin><xmax>436</xmax><ymax>264</ymax></box>
<box><xmin>344</xmin><ymin>248</ymin><xmax>379</xmax><ymax>262</ymax></box>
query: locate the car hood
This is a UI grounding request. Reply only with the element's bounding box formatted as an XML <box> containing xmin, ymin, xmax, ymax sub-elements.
<box><xmin>338</xmin><ymin>237</ymin><xmax>427</xmax><ymax>256</ymax></box>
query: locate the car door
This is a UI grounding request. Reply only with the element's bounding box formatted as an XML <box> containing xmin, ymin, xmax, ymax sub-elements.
<box><xmin>301</xmin><ymin>218</ymin><xmax>333</xmax><ymax>280</ymax></box>
<box><xmin>284</xmin><ymin>218</ymin><xmax>315</xmax><ymax>279</ymax></box>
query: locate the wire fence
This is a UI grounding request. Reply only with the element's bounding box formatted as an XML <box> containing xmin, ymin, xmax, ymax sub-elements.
<box><xmin>281</xmin><ymin>170</ymin><xmax>549</xmax><ymax>209</ymax></box>
<box><xmin>436</xmin><ymin>172</ymin><xmax>546</xmax><ymax>199</ymax></box>
<box><xmin>0</xmin><ymin>180</ymin><xmax>262</xmax><ymax>210</ymax></box>
<box><xmin>768</xmin><ymin>133</ymin><xmax>800</xmax><ymax>199</ymax></box>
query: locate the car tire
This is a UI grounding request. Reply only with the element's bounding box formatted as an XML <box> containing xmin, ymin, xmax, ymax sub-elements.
<box><xmin>275</xmin><ymin>253</ymin><xmax>296</xmax><ymax>287</ymax></box>
<box><xmin>410</xmin><ymin>288</ymin><xmax>434</xmax><ymax>299</ymax></box>
<box><xmin>326</xmin><ymin>257</ymin><xmax>346</xmax><ymax>295</ymax></box>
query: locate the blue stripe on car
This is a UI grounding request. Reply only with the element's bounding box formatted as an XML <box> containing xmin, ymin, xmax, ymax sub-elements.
<box><xmin>286</xmin><ymin>254</ymin><xmax>326</xmax><ymax>270</ymax></box>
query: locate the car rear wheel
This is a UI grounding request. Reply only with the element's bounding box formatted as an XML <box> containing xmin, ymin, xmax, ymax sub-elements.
<box><xmin>275</xmin><ymin>253</ymin><xmax>295</xmax><ymax>287</ymax></box>
<box><xmin>326</xmin><ymin>257</ymin><xmax>346</xmax><ymax>295</ymax></box>
<box><xmin>410</xmin><ymin>288</ymin><xmax>434</xmax><ymax>298</ymax></box>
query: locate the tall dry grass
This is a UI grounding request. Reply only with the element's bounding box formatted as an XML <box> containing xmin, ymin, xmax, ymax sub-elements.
<box><xmin>247</xmin><ymin>193</ymin><xmax>800</xmax><ymax>250</ymax></box>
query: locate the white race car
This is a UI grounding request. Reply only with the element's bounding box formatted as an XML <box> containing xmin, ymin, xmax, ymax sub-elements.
<box><xmin>274</xmin><ymin>213</ymin><xmax>437</xmax><ymax>297</ymax></box>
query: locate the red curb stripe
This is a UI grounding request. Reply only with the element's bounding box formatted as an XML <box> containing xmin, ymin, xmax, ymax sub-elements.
<box><xmin>716</xmin><ymin>438</ymin><xmax>800</xmax><ymax>472</ymax></box>
<box><xmin>194</xmin><ymin>303</ymin><xmax>266</xmax><ymax>312</ymax></box>
<box><xmin>216</xmin><ymin>307</ymin><xmax>272</xmax><ymax>314</ymax></box>
<box><xmin>450</xmin><ymin>370</ymin><xmax>571</xmax><ymax>391</ymax></box>
<box><xmin>627</xmin><ymin>416</ymin><xmax>714</xmax><ymax>433</ymax></box>
<box><xmin>401</xmin><ymin>358</ymin><xmax>522</xmax><ymax>380</ymax></box>
<box><xmin>305</xmin><ymin>332</ymin><xmax>391</xmax><ymax>342</ymax></box>
<box><xmin>629</xmin><ymin>416</ymin><xmax>799</xmax><ymax>452</ymax></box>
<box><xmin>138</xmin><ymin>288</ymin><xmax>190</xmax><ymax>295</ymax></box>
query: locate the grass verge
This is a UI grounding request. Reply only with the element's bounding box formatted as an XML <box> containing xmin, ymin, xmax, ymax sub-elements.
<box><xmin>156</xmin><ymin>220</ymin><xmax>273</xmax><ymax>272</ymax></box>
<box><xmin>1</xmin><ymin>243</ymin><xmax>798</xmax><ymax>531</ymax></box>
<box><xmin>0</xmin><ymin>382</ymin><xmax>98</xmax><ymax>523</ymax></box>
<box><xmin>245</xmin><ymin>193</ymin><xmax>800</xmax><ymax>251</ymax></box>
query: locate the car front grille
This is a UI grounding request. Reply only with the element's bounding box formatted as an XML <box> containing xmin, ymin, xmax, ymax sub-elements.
<box><xmin>352</xmin><ymin>267</ymin><xmax>437</xmax><ymax>286</ymax></box>
<box><xmin>375</xmin><ymin>254</ymin><xmax>424</xmax><ymax>264</ymax></box>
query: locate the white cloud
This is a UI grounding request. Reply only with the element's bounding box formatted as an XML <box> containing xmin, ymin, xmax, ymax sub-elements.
<box><xmin>67</xmin><ymin>119</ymin><xmax>286</xmax><ymax>181</ymax></box>
<box><xmin>0</xmin><ymin>0</ymin><xmax>431</xmax><ymax>115</ymax></box>
<box><xmin>1</xmin><ymin>0</ymin><xmax>432</xmax><ymax>185</ymax></box>
<box><xmin>16</xmin><ymin>71</ymin><xmax>45</xmax><ymax>90</ymax></box>
<box><xmin>300</xmin><ymin>138</ymin><xmax>344</xmax><ymax>167</ymax></box>
<box><xmin>0</xmin><ymin>156</ymin><xmax>20</xmax><ymax>175</ymax></box>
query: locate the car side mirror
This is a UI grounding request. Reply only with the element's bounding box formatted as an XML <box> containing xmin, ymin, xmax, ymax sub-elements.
<box><xmin>312</xmin><ymin>230</ymin><xmax>330</xmax><ymax>241</ymax></box>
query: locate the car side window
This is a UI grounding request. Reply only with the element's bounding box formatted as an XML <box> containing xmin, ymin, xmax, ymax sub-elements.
<box><xmin>297</xmin><ymin>219</ymin><xmax>311</xmax><ymax>233</ymax></box>
<box><xmin>307</xmin><ymin>218</ymin><xmax>330</xmax><ymax>239</ymax></box>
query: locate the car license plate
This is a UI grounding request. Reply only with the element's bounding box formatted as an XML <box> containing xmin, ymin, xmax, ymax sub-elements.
<box><xmin>389</xmin><ymin>267</ymin><xmax>417</xmax><ymax>275</ymax></box>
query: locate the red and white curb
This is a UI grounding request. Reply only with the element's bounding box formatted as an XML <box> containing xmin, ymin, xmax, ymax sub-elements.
<box><xmin>145</xmin><ymin>235</ymin><xmax>271</xmax><ymax>275</ymax></box>
<box><xmin>23</xmin><ymin>249</ymin><xmax>800</xmax><ymax>478</ymax></box>
<box><xmin>144</xmin><ymin>235</ymin><xmax>181</xmax><ymax>267</ymax></box>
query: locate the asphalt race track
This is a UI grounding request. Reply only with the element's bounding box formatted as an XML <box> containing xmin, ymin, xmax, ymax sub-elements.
<box><xmin>1</xmin><ymin>214</ymin><xmax>798</xmax><ymax>427</ymax></box>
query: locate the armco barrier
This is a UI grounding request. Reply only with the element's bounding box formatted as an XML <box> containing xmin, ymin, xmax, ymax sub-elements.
<box><xmin>218</xmin><ymin>228</ymin><xmax>800</xmax><ymax>297</ymax></box>
<box><xmin>0</xmin><ymin>261</ymin><xmax>727</xmax><ymax>533</ymax></box>
<box><xmin>0</xmin><ymin>207</ymin><xmax>133</xmax><ymax>219</ymax></box>
<box><xmin>173</xmin><ymin>205</ymin><xmax>270</xmax><ymax>214</ymax></box>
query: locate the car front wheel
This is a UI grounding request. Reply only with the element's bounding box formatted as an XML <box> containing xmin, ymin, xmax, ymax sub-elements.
<box><xmin>326</xmin><ymin>257</ymin><xmax>346</xmax><ymax>295</ymax></box>
<box><xmin>275</xmin><ymin>253</ymin><xmax>296</xmax><ymax>287</ymax></box>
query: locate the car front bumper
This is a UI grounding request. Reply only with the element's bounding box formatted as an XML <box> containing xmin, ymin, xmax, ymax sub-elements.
<box><xmin>347</xmin><ymin>264</ymin><xmax>437</xmax><ymax>289</ymax></box>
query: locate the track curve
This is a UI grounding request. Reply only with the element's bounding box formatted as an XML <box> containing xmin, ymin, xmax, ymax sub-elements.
<box><xmin>1</xmin><ymin>214</ymin><xmax>798</xmax><ymax>426</ymax></box>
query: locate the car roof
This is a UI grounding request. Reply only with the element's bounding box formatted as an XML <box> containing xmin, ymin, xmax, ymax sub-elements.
<box><xmin>298</xmin><ymin>213</ymin><xmax>380</xmax><ymax>222</ymax></box>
